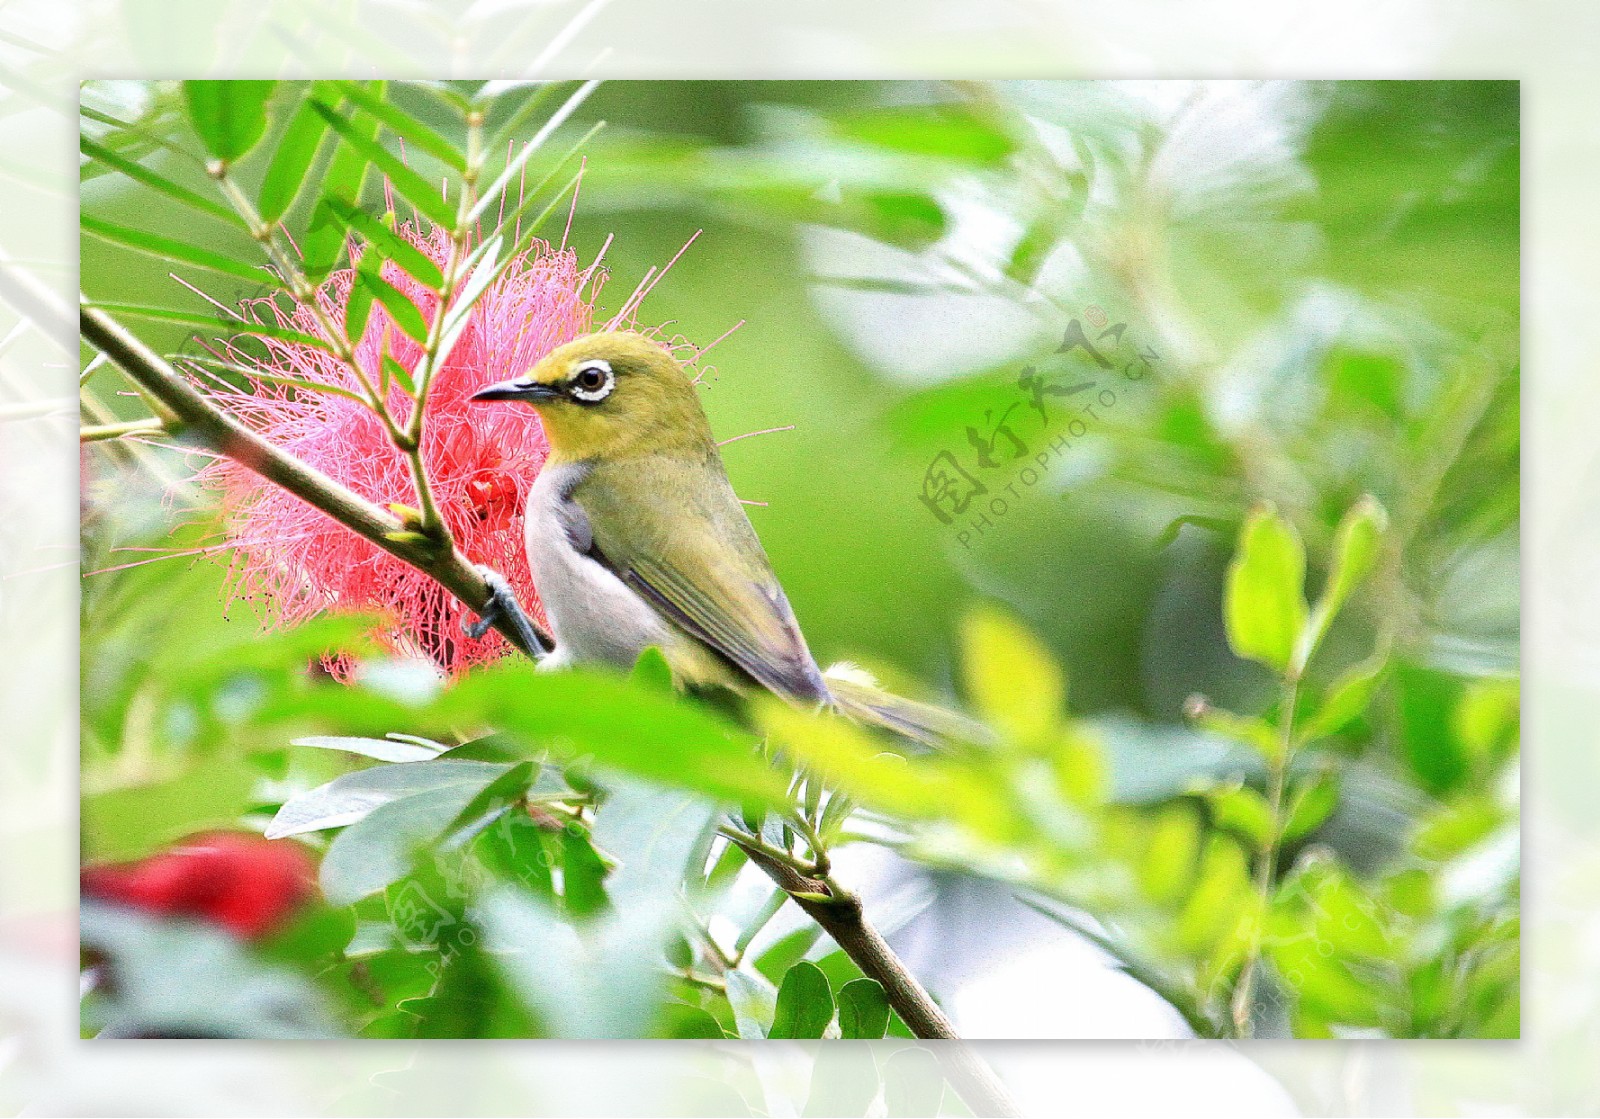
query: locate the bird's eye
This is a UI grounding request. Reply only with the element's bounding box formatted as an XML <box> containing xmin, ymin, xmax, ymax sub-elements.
<box><xmin>569</xmin><ymin>359</ymin><xmax>614</xmax><ymax>403</ymax></box>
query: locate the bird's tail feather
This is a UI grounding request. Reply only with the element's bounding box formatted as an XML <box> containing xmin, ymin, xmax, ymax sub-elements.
<box><xmin>822</xmin><ymin>663</ymin><xmax>993</xmax><ymax>748</ymax></box>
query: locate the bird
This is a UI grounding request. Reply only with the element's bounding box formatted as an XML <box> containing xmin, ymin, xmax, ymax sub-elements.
<box><xmin>467</xmin><ymin>331</ymin><xmax>986</xmax><ymax>746</ymax></box>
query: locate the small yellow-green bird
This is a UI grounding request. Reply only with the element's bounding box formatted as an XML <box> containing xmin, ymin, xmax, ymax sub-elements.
<box><xmin>469</xmin><ymin>331</ymin><xmax>983</xmax><ymax>745</ymax></box>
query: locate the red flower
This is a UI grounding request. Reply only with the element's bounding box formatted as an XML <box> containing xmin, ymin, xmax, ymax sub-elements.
<box><xmin>196</xmin><ymin>224</ymin><xmax>605</xmax><ymax>673</ymax></box>
<box><xmin>81</xmin><ymin>832</ymin><xmax>315</xmax><ymax>940</ymax></box>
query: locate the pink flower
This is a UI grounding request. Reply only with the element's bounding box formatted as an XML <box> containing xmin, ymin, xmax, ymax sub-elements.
<box><xmin>196</xmin><ymin>223</ymin><xmax>604</xmax><ymax>673</ymax></box>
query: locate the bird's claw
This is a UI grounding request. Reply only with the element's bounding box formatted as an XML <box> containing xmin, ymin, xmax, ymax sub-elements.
<box><xmin>463</xmin><ymin>565</ymin><xmax>550</xmax><ymax>660</ymax></box>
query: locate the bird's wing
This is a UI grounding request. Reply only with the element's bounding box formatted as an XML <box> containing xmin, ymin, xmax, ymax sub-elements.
<box><xmin>570</xmin><ymin>456</ymin><xmax>830</xmax><ymax>703</ymax></box>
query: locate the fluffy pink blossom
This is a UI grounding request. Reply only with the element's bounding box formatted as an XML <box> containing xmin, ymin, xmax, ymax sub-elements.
<box><xmin>196</xmin><ymin>224</ymin><xmax>603</xmax><ymax>673</ymax></box>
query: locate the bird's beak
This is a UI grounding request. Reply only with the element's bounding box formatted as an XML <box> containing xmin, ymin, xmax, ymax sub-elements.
<box><xmin>470</xmin><ymin>378</ymin><xmax>562</xmax><ymax>403</ymax></box>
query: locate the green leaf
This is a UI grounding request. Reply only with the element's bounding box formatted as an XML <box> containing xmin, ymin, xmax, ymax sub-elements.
<box><xmin>960</xmin><ymin>603</ymin><xmax>1063</xmax><ymax>744</ymax></box>
<box><xmin>344</xmin><ymin>274</ymin><xmax>374</xmax><ymax>345</ymax></box>
<box><xmin>834</xmin><ymin>105</ymin><xmax>1017</xmax><ymax>165</ymax></box>
<box><xmin>265</xmin><ymin>760</ymin><xmax>510</xmax><ymax>839</ymax></box>
<box><xmin>1205</xmin><ymin>782</ymin><xmax>1275</xmax><ymax>851</ymax></box>
<box><xmin>335</xmin><ymin>80</ymin><xmax>466</xmax><ymax>171</ymax></box>
<box><xmin>446</xmin><ymin>760</ymin><xmax>537</xmax><ymax>836</ymax></box>
<box><xmin>769</xmin><ymin>961</ymin><xmax>834</xmax><ymax>1039</ymax></box>
<box><xmin>258</xmin><ymin>90</ymin><xmax>332</xmax><ymax>223</ymax></box>
<box><xmin>382</xmin><ymin>354</ymin><xmax>418</xmax><ymax>396</ymax></box>
<box><xmin>629</xmin><ymin>646</ymin><xmax>675</xmax><ymax>694</ymax></box>
<box><xmin>82</xmin><ymin>302</ymin><xmax>334</xmax><ymax>352</ymax></box>
<box><xmin>309</xmin><ymin>97</ymin><xmax>456</xmax><ymax>230</ymax></box>
<box><xmin>355</xmin><ymin>266</ymin><xmax>432</xmax><ymax>344</ymax></box>
<box><xmin>1136</xmin><ymin>803</ymin><xmax>1202</xmax><ymax>905</ymax></box>
<box><xmin>81</xmin><ymin>214</ymin><xmax>265</xmax><ymax>284</ymax></box>
<box><xmin>836</xmin><ymin>977</ymin><xmax>890</xmax><ymax>1039</ymax></box>
<box><xmin>79</xmin><ymin>137</ymin><xmax>245</xmax><ymax>227</ymax></box>
<box><xmin>333</xmin><ymin>201</ymin><xmax>446</xmax><ymax>288</ymax></box>
<box><xmin>753</xmin><ymin>924</ymin><xmax>822</xmax><ymax>984</ymax></box>
<box><xmin>473</xmin><ymin>886</ymin><xmax>669</xmax><ymax>1038</ymax></box>
<box><xmin>1412</xmin><ymin>798</ymin><xmax>1505</xmax><ymax>861</ymax></box>
<box><xmin>303</xmin><ymin>86</ymin><xmax>384</xmax><ymax>279</ymax></box>
<box><xmin>442</xmin><ymin>666</ymin><xmax>790</xmax><ymax>809</ymax></box>
<box><xmin>1298</xmin><ymin>641</ymin><xmax>1390</xmax><ymax>743</ymax></box>
<box><xmin>725</xmin><ymin>969</ymin><xmax>778</xmax><ymax>1040</ymax></box>
<box><xmin>1175</xmin><ymin>835</ymin><xmax>1254</xmax><ymax>955</ymax></box>
<box><xmin>560</xmin><ymin>825</ymin><xmax>611</xmax><ymax>918</ymax></box>
<box><xmin>1283</xmin><ymin>770</ymin><xmax>1341</xmax><ymax>840</ymax></box>
<box><xmin>1224</xmin><ymin>505</ymin><xmax>1309</xmax><ymax>674</ymax></box>
<box><xmin>290</xmin><ymin>734</ymin><xmax>443</xmax><ymax>763</ymax></box>
<box><xmin>657</xmin><ymin>1002</ymin><xmax>727</xmax><ymax>1039</ymax></box>
<box><xmin>1303</xmin><ymin>496</ymin><xmax>1388</xmax><ymax>662</ymax></box>
<box><xmin>183</xmin><ymin>81</ymin><xmax>277</xmax><ymax>164</ymax></box>
<box><xmin>318</xmin><ymin>777</ymin><xmax>504</xmax><ymax>905</ymax></box>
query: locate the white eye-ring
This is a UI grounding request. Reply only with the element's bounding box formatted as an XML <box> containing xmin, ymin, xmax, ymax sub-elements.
<box><xmin>569</xmin><ymin>358</ymin><xmax>615</xmax><ymax>403</ymax></box>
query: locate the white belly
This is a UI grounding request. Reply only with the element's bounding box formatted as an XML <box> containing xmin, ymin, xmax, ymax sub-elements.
<box><xmin>524</xmin><ymin>463</ymin><xmax>674</xmax><ymax>671</ymax></box>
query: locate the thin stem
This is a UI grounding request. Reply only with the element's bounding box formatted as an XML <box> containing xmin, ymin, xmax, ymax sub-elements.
<box><xmin>786</xmin><ymin>808</ymin><xmax>831</xmax><ymax>878</ymax></box>
<box><xmin>1231</xmin><ymin>672</ymin><xmax>1300</xmax><ymax>1037</ymax></box>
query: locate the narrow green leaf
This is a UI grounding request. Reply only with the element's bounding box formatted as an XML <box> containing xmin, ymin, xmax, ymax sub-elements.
<box><xmin>1225</xmin><ymin>505</ymin><xmax>1309</xmax><ymax>674</ymax></box>
<box><xmin>258</xmin><ymin>91</ymin><xmax>332</xmax><ymax>223</ymax></box>
<box><xmin>183</xmin><ymin>80</ymin><xmax>277</xmax><ymax>164</ymax></box>
<box><xmin>290</xmin><ymin>734</ymin><xmax>442</xmax><ymax>763</ymax></box>
<box><xmin>834</xmin><ymin>105</ymin><xmax>1017</xmax><ymax>165</ymax></box>
<box><xmin>333</xmin><ymin>200</ymin><xmax>445</xmax><ymax>288</ymax></box>
<box><xmin>418</xmin><ymin>234</ymin><xmax>503</xmax><ymax>383</ymax></box>
<box><xmin>1298</xmin><ymin>641</ymin><xmax>1390</xmax><ymax>743</ymax></box>
<box><xmin>83</xmin><ymin>302</ymin><xmax>333</xmax><ymax>352</ymax></box>
<box><xmin>303</xmin><ymin>85</ymin><xmax>385</xmax><ymax>280</ymax></box>
<box><xmin>467</xmin><ymin>79</ymin><xmax>600</xmax><ymax>228</ymax></box>
<box><xmin>344</xmin><ymin>274</ymin><xmax>374</xmax><ymax>344</ymax></box>
<box><xmin>1302</xmin><ymin>496</ymin><xmax>1389</xmax><ymax>662</ymax></box>
<box><xmin>335</xmin><ymin>80</ymin><xmax>466</xmax><ymax>171</ymax></box>
<box><xmin>446</xmin><ymin>760</ymin><xmax>537</xmax><ymax>838</ymax></box>
<box><xmin>81</xmin><ymin>214</ymin><xmax>265</xmax><ymax>284</ymax></box>
<box><xmin>309</xmin><ymin>97</ymin><xmax>455</xmax><ymax>230</ymax></box>
<box><xmin>217</xmin><ymin>367</ymin><xmax>369</xmax><ymax>407</ymax></box>
<box><xmin>356</xmin><ymin>266</ymin><xmax>432</xmax><ymax>344</ymax></box>
<box><xmin>769</xmin><ymin>961</ymin><xmax>834</xmax><ymax>1039</ymax></box>
<box><xmin>836</xmin><ymin>977</ymin><xmax>890</xmax><ymax>1039</ymax></box>
<box><xmin>266</xmin><ymin>760</ymin><xmax>511</xmax><ymax>839</ymax></box>
<box><xmin>382</xmin><ymin>354</ymin><xmax>417</xmax><ymax>396</ymax></box>
<box><xmin>79</xmin><ymin>137</ymin><xmax>245</xmax><ymax>227</ymax></box>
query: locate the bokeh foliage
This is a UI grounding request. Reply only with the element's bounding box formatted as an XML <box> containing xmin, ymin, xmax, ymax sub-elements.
<box><xmin>80</xmin><ymin>79</ymin><xmax>1518</xmax><ymax>1047</ymax></box>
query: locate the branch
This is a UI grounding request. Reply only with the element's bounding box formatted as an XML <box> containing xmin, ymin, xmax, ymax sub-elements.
<box><xmin>78</xmin><ymin>302</ymin><xmax>551</xmax><ymax>660</ymax></box>
<box><xmin>732</xmin><ymin>839</ymin><xmax>1020</xmax><ymax>1118</ymax></box>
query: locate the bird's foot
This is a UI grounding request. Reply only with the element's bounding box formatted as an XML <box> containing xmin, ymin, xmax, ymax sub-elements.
<box><xmin>463</xmin><ymin>565</ymin><xmax>550</xmax><ymax>660</ymax></box>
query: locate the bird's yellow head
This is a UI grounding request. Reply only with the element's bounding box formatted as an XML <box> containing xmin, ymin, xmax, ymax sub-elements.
<box><xmin>471</xmin><ymin>332</ymin><xmax>714</xmax><ymax>462</ymax></box>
